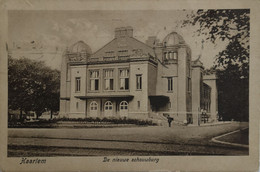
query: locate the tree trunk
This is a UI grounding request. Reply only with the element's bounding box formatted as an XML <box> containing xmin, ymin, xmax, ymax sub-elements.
<box><xmin>20</xmin><ymin>109</ymin><xmax>23</xmax><ymax>122</ymax></box>
<box><xmin>36</xmin><ymin>112</ymin><xmax>40</xmax><ymax>119</ymax></box>
<box><xmin>51</xmin><ymin>110</ymin><xmax>53</xmax><ymax>119</ymax></box>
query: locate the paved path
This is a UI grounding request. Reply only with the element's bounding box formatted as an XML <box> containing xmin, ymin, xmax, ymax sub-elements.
<box><xmin>8</xmin><ymin>122</ymin><xmax>249</xmax><ymax>156</ymax></box>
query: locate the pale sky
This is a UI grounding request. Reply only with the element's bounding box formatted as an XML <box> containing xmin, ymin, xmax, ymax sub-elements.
<box><xmin>8</xmin><ymin>10</ymin><xmax>229</xmax><ymax>69</ymax></box>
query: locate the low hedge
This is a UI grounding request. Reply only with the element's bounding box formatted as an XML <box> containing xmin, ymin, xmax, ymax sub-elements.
<box><xmin>56</xmin><ymin>117</ymin><xmax>157</xmax><ymax>125</ymax></box>
<box><xmin>8</xmin><ymin>117</ymin><xmax>157</xmax><ymax>127</ymax></box>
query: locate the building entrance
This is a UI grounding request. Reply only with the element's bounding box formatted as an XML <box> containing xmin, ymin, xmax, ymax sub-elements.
<box><xmin>89</xmin><ymin>101</ymin><xmax>98</xmax><ymax>117</ymax></box>
<box><xmin>119</xmin><ymin>101</ymin><xmax>128</xmax><ymax>117</ymax></box>
<box><xmin>104</xmin><ymin>101</ymin><xmax>113</xmax><ymax>117</ymax></box>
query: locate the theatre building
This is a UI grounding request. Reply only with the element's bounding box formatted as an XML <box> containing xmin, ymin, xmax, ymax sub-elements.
<box><xmin>59</xmin><ymin>26</ymin><xmax>218</xmax><ymax>125</ymax></box>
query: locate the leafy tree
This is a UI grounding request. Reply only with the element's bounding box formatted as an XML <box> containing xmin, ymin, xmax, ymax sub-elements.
<box><xmin>183</xmin><ymin>9</ymin><xmax>249</xmax><ymax>121</ymax></box>
<box><xmin>8</xmin><ymin>57</ymin><xmax>60</xmax><ymax>120</ymax></box>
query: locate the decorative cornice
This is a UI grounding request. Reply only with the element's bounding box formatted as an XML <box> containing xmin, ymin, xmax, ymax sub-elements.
<box><xmin>69</xmin><ymin>57</ymin><xmax>158</xmax><ymax>66</ymax></box>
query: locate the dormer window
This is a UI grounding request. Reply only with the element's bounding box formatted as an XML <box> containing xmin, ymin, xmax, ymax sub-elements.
<box><xmin>118</xmin><ymin>50</ymin><xmax>128</xmax><ymax>56</ymax></box>
<box><xmin>105</xmin><ymin>51</ymin><xmax>115</xmax><ymax>57</ymax></box>
<box><xmin>118</xmin><ymin>50</ymin><xmax>129</xmax><ymax>60</ymax></box>
<box><xmin>104</xmin><ymin>51</ymin><xmax>115</xmax><ymax>61</ymax></box>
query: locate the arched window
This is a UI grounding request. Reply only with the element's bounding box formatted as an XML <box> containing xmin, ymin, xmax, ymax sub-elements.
<box><xmin>90</xmin><ymin>101</ymin><xmax>98</xmax><ymax>110</ymax></box>
<box><xmin>104</xmin><ymin>101</ymin><xmax>113</xmax><ymax>110</ymax></box>
<box><xmin>120</xmin><ymin>101</ymin><xmax>128</xmax><ymax>110</ymax></box>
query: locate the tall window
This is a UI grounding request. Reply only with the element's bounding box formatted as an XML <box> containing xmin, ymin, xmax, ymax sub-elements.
<box><xmin>136</xmin><ymin>75</ymin><xmax>142</xmax><ymax>90</ymax></box>
<box><xmin>164</xmin><ymin>52</ymin><xmax>168</xmax><ymax>60</ymax></box>
<box><xmin>187</xmin><ymin>78</ymin><xmax>191</xmax><ymax>92</ymax></box>
<box><xmin>173</xmin><ymin>52</ymin><xmax>178</xmax><ymax>60</ymax></box>
<box><xmin>104</xmin><ymin>70</ymin><xmax>114</xmax><ymax>90</ymax></box>
<box><xmin>119</xmin><ymin>69</ymin><xmax>129</xmax><ymax>90</ymax></box>
<box><xmin>167</xmin><ymin>77</ymin><xmax>173</xmax><ymax>91</ymax></box>
<box><xmin>168</xmin><ymin>102</ymin><xmax>171</xmax><ymax>109</ymax></box>
<box><xmin>137</xmin><ymin>101</ymin><xmax>140</xmax><ymax>109</ymax></box>
<box><xmin>90</xmin><ymin>71</ymin><xmax>99</xmax><ymax>91</ymax></box>
<box><xmin>75</xmin><ymin>77</ymin><xmax>81</xmax><ymax>92</ymax></box>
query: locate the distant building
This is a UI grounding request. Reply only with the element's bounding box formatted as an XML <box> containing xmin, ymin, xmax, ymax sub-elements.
<box><xmin>59</xmin><ymin>26</ymin><xmax>218</xmax><ymax>125</ymax></box>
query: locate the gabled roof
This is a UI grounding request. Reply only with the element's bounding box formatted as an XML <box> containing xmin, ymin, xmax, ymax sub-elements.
<box><xmin>91</xmin><ymin>36</ymin><xmax>155</xmax><ymax>59</ymax></box>
<box><xmin>90</xmin><ymin>26</ymin><xmax>155</xmax><ymax>60</ymax></box>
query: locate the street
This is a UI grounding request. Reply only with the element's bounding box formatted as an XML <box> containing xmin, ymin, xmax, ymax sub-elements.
<box><xmin>8</xmin><ymin>122</ymin><xmax>249</xmax><ymax>156</ymax></box>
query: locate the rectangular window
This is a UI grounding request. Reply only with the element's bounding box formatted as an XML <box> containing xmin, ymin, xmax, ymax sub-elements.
<box><xmin>75</xmin><ymin>77</ymin><xmax>81</xmax><ymax>92</ymax></box>
<box><xmin>167</xmin><ymin>77</ymin><xmax>173</xmax><ymax>91</ymax></box>
<box><xmin>137</xmin><ymin>101</ymin><xmax>140</xmax><ymax>109</ymax></box>
<box><xmin>169</xmin><ymin>52</ymin><xmax>173</xmax><ymax>59</ymax></box>
<box><xmin>173</xmin><ymin>52</ymin><xmax>178</xmax><ymax>60</ymax></box>
<box><xmin>119</xmin><ymin>69</ymin><xmax>129</xmax><ymax>90</ymax></box>
<box><xmin>118</xmin><ymin>50</ymin><xmax>128</xmax><ymax>57</ymax></box>
<box><xmin>164</xmin><ymin>52</ymin><xmax>177</xmax><ymax>61</ymax></box>
<box><xmin>90</xmin><ymin>71</ymin><xmax>99</xmax><ymax>91</ymax></box>
<box><xmin>168</xmin><ymin>102</ymin><xmax>171</xmax><ymax>109</ymax></box>
<box><xmin>76</xmin><ymin>102</ymin><xmax>79</xmax><ymax>109</ymax></box>
<box><xmin>187</xmin><ymin>78</ymin><xmax>191</xmax><ymax>92</ymax></box>
<box><xmin>136</xmin><ymin>75</ymin><xmax>142</xmax><ymax>90</ymax></box>
<box><xmin>164</xmin><ymin>52</ymin><xmax>168</xmax><ymax>60</ymax></box>
<box><xmin>105</xmin><ymin>51</ymin><xmax>115</xmax><ymax>57</ymax></box>
<box><xmin>104</xmin><ymin>70</ymin><xmax>114</xmax><ymax>90</ymax></box>
<box><xmin>95</xmin><ymin>80</ymin><xmax>99</xmax><ymax>90</ymax></box>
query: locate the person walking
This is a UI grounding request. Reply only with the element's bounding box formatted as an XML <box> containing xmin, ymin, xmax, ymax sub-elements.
<box><xmin>167</xmin><ymin>116</ymin><xmax>174</xmax><ymax>127</ymax></box>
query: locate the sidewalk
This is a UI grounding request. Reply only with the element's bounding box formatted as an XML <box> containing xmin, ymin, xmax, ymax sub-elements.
<box><xmin>211</xmin><ymin>128</ymin><xmax>249</xmax><ymax>148</ymax></box>
<box><xmin>8</xmin><ymin>122</ymin><xmax>249</xmax><ymax>156</ymax></box>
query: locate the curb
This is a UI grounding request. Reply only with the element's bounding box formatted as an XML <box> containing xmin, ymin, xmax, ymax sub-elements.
<box><xmin>187</xmin><ymin>121</ymin><xmax>233</xmax><ymax>127</ymax></box>
<box><xmin>211</xmin><ymin>127</ymin><xmax>249</xmax><ymax>148</ymax></box>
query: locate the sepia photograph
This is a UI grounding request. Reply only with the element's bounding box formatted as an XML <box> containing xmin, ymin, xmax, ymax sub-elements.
<box><xmin>0</xmin><ymin>0</ymin><xmax>259</xmax><ymax>171</ymax></box>
<box><xmin>7</xmin><ymin>9</ymin><xmax>249</xmax><ymax>157</ymax></box>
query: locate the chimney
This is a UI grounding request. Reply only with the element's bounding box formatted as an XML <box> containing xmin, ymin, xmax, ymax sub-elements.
<box><xmin>146</xmin><ymin>36</ymin><xmax>159</xmax><ymax>47</ymax></box>
<box><xmin>115</xmin><ymin>26</ymin><xmax>133</xmax><ymax>38</ymax></box>
<box><xmin>115</xmin><ymin>27</ymin><xmax>121</xmax><ymax>38</ymax></box>
<box><xmin>126</xmin><ymin>26</ymin><xmax>133</xmax><ymax>37</ymax></box>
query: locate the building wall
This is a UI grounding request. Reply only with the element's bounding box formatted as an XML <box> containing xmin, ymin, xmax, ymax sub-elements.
<box><xmin>129</xmin><ymin>61</ymin><xmax>149</xmax><ymax>118</ymax></box>
<box><xmin>69</xmin><ymin>66</ymin><xmax>87</xmax><ymax>116</ymax></box>
<box><xmin>147</xmin><ymin>62</ymin><xmax>157</xmax><ymax>95</ymax></box>
<box><xmin>59</xmin><ymin>53</ymin><xmax>67</xmax><ymax>115</ymax></box>
<box><xmin>203</xmin><ymin>74</ymin><xmax>218</xmax><ymax>121</ymax></box>
<box><xmin>155</xmin><ymin>63</ymin><xmax>178</xmax><ymax>112</ymax></box>
<box><xmin>191</xmin><ymin>66</ymin><xmax>203</xmax><ymax>125</ymax></box>
<box><xmin>85</xmin><ymin>62</ymin><xmax>130</xmax><ymax>97</ymax></box>
<box><xmin>176</xmin><ymin>47</ymin><xmax>188</xmax><ymax>122</ymax></box>
<box><xmin>86</xmin><ymin>98</ymin><xmax>122</xmax><ymax>118</ymax></box>
<box><xmin>60</xmin><ymin>54</ymin><xmax>67</xmax><ymax>99</ymax></box>
<box><xmin>58</xmin><ymin>28</ymin><xmax>218</xmax><ymax>125</ymax></box>
<box><xmin>155</xmin><ymin>46</ymin><xmax>178</xmax><ymax>113</ymax></box>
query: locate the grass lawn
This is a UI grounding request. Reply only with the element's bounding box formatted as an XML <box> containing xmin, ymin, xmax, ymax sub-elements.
<box><xmin>215</xmin><ymin>128</ymin><xmax>249</xmax><ymax>145</ymax></box>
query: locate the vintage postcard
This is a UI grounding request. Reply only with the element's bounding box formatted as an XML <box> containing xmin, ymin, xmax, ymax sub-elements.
<box><xmin>0</xmin><ymin>0</ymin><xmax>259</xmax><ymax>171</ymax></box>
